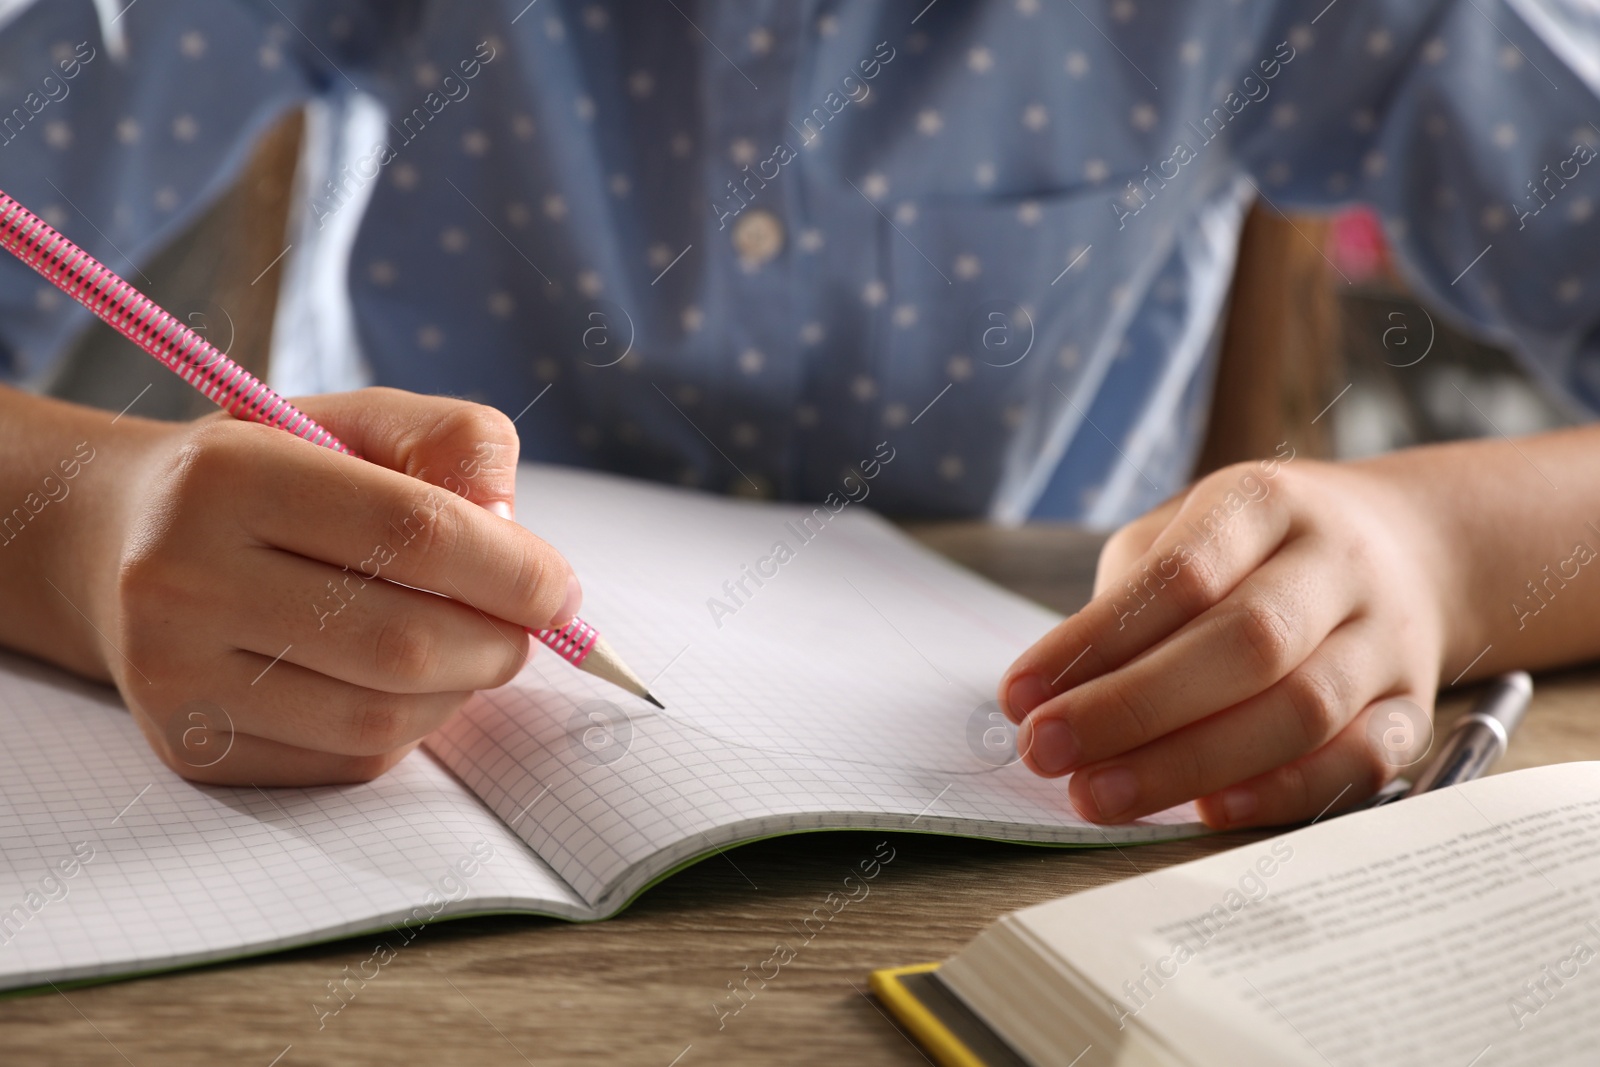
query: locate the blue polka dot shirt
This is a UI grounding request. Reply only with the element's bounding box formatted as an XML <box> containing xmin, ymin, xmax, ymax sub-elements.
<box><xmin>0</xmin><ymin>0</ymin><xmax>1596</xmax><ymax>523</ymax></box>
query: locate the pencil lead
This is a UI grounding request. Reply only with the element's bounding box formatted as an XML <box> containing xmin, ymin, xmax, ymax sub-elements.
<box><xmin>645</xmin><ymin>693</ymin><xmax>666</xmax><ymax>710</ymax></box>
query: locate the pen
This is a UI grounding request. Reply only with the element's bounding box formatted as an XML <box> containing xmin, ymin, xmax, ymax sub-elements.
<box><xmin>1346</xmin><ymin>671</ymin><xmax>1531</xmax><ymax>816</ymax></box>
<box><xmin>0</xmin><ymin>186</ymin><xmax>662</xmax><ymax>709</ymax></box>
<box><xmin>1402</xmin><ymin>671</ymin><xmax>1533</xmax><ymax>797</ymax></box>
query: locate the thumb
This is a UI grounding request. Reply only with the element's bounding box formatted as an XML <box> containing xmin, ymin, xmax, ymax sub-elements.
<box><xmin>290</xmin><ymin>387</ymin><xmax>521</xmax><ymax>518</ymax></box>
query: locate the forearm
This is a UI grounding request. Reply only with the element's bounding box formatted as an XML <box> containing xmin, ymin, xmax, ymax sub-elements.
<box><xmin>0</xmin><ymin>385</ymin><xmax>169</xmax><ymax>679</ymax></box>
<box><xmin>1364</xmin><ymin>423</ymin><xmax>1600</xmax><ymax>681</ymax></box>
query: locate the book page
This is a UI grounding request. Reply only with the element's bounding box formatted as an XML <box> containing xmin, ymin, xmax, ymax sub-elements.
<box><xmin>997</xmin><ymin>762</ymin><xmax>1600</xmax><ymax>1067</ymax></box>
<box><xmin>0</xmin><ymin>651</ymin><xmax>583</xmax><ymax>994</ymax></box>
<box><xmin>428</xmin><ymin>465</ymin><xmax>1203</xmax><ymax>912</ymax></box>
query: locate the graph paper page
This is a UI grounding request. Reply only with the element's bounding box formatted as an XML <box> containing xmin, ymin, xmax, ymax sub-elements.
<box><xmin>429</xmin><ymin>465</ymin><xmax>1205</xmax><ymax>912</ymax></box>
<box><xmin>0</xmin><ymin>652</ymin><xmax>584</xmax><ymax>993</ymax></box>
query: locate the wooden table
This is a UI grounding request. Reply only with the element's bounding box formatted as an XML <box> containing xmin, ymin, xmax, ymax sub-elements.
<box><xmin>6</xmin><ymin>524</ymin><xmax>1597</xmax><ymax>1066</ymax></box>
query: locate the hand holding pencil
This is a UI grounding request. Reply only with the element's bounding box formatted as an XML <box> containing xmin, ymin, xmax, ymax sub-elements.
<box><xmin>0</xmin><ymin>187</ymin><xmax>656</xmax><ymax>786</ymax></box>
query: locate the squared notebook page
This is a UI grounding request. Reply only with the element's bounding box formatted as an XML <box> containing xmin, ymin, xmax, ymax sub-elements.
<box><xmin>427</xmin><ymin>465</ymin><xmax>1204</xmax><ymax>913</ymax></box>
<box><xmin>0</xmin><ymin>651</ymin><xmax>583</xmax><ymax>994</ymax></box>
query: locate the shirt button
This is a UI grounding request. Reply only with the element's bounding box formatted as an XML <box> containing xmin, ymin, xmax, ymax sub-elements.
<box><xmin>732</xmin><ymin>209</ymin><xmax>785</xmax><ymax>267</ymax></box>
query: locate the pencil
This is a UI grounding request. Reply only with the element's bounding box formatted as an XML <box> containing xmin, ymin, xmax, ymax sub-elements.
<box><xmin>0</xmin><ymin>186</ymin><xmax>662</xmax><ymax>709</ymax></box>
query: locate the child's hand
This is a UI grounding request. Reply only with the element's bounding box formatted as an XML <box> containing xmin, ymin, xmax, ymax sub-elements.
<box><xmin>97</xmin><ymin>389</ymin><xmax>577</xmax><ymax>786</ymax></box>
<box><xmin>999</xmin><ymin>455</ymin><xmax>1453</xmax><ymax>829</ymax></box>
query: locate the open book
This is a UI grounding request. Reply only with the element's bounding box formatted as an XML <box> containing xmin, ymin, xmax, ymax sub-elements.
<box><xmin>888</xmin><ymin>761</ymin><xmax>1600</xmax><ymax>1067</ymax></box>
<box><xmin>0</xmin><ymin>465</ymin><xmax>1202</xmax><ymax>994</ymax></box>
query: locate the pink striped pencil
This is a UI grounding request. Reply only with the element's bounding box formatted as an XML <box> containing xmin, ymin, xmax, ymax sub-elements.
<box><xmin>0</xmin><ymin>186</ymin><xmax>661</xmax><ymax>709</ymax></box>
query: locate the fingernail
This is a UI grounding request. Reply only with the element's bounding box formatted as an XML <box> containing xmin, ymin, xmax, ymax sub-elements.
<box><xmin>487</xmin><ymin>500</ymin><xmax>514</xmax><ymax>520</ymax></box>
<box><xmin>551</xmin><ymin>574</ymin><xmax>582</xmax><ymax>627</ymax></box>
<box><xmin>1018</xmin><ymin>716</ymin><xmax>1078</xmax><ymax>775</ymax></box>
<box><xmin>1004</xmin><ymin>673</ymin><xmax>1052</xmax><ymax>720</ymax></box>
<box><xmin>1219</xmin><ymin>787</ymin><xmax>1257</xmax><ymax>826</ymax></box>
<box><xmin>1087</xmin><ymin>767</ymin><xmax>1139</xmax><ymax>820</ymax></box>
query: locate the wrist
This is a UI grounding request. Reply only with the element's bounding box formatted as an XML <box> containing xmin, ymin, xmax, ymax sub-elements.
<box><xmin>68</xmin><ymin>416</ymin><xmax>184</xmax><ymax>663</ymax></box>
<box><xmin>1353</xmin><ymin>447</ymin><xmax>1493</xmax><ymax>682</ymax></box>
<box><xmin>0</xmin><ymin>389</ymin><xmax>181</xmax><ymax>680</ymax></box>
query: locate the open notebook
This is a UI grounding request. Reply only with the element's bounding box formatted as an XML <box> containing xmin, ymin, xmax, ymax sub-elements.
<box><xmin>0</xmin><ymin>465</ymin><xmax>1203</xmax><ymax>993</ymax></box>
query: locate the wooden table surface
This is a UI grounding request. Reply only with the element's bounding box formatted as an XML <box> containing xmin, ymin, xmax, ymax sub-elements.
<box><xmin>6</xmin><ymin>524</ymin><xmax>1597</xmax><ymax>1066</ymax></box>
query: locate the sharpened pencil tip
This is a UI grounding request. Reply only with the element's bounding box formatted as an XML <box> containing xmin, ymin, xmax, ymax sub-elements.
<box><xmin>644</xmin><ymin>693</ymin><xmax>665</xmax><ymax>710</ymax></box>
